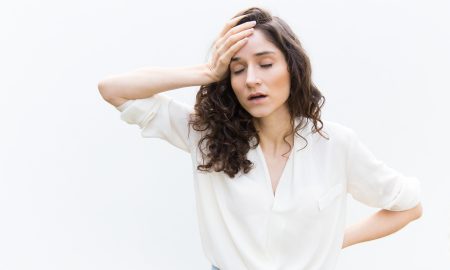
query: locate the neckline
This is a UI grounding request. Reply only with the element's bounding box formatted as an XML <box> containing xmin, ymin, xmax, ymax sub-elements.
<box><xmin>256</xmin><ymin>140</ymin><xmax>295</xmax><ymax>200</ymax></box>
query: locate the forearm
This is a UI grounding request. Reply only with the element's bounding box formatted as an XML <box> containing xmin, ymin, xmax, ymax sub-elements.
<box><xmin>98</xmin><ymin>63</ymin><xmax>214</xmax><ymax>100</ymax></box>
<box><xmin>342</xmin><ymin>203</ymin><xmax>422</xmax><ymax>249</ymax></box>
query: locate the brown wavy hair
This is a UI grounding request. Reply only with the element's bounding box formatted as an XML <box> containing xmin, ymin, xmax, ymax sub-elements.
<box><xmin>188</xmin><ymin>7</ymin><xmax>328</xmax><ymax>178</ymax></box>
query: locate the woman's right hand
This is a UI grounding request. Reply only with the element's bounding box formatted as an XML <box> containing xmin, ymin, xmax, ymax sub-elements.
<box><xmin>206</xmin><ymin>15</ymin><xmax>256</xmax><ymax>82</ymax></box>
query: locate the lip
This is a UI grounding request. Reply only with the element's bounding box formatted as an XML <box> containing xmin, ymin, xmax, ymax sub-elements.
<box><xmin>247</xmin><ymin>92</ymin><xmax>267</xmax><ymax>100</ymax></box>
<box><xmin>248</xmin><ymin>95</ymin><xmax>268</xmax><ymax>105</ymax></box>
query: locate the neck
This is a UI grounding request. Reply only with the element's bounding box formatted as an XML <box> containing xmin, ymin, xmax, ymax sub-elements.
<box><xmin>253</xmin><ymin>109</ymin><xmax>294</xmax><ymax>157</ymax></box>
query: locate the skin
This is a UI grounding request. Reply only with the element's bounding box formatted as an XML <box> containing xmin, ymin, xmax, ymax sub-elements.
<box><xmin>229</xmin><ymin>29</ymin><xmax>294</xmax><ymax>157</ymax></box>
<box><xmin>100</xmin><ymin>14</ymin><xmax>424</xmax><ymax>250</ymax></box>
<box><xmin>224</xmin><ymin>26</ymin><xmax>423</xmax><ymax>248</ymax></box>
<box><xmin>342</xmin><ymin>203</ymin><xmax>423</xmax><ymax>248</ymax></box>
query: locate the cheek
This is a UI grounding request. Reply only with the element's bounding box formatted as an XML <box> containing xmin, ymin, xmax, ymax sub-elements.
<box><xmin>273</xmin><ymin>69</ymin><xmax>290</xmax><ymax>95</ymax></box>
<box><xmin>231</xmin><ymin>78</ymin><xmax>245</xmax><ymax>99</ymax></box>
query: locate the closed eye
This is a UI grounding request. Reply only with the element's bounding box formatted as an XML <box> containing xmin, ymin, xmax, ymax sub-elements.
<box><xmin>233</xmin><ymin>64</ymin><xmax>273</xmax><ymax>75</ymax></box>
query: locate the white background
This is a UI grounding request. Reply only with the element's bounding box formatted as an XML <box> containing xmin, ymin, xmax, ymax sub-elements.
<box><xmin>1</xmin><ymin>0</ymin><xmax>449</xmax><ymax>269</ymax></box>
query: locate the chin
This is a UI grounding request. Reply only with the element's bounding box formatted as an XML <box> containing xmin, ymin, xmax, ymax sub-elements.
<box><xmin>247</xmin><ymin>109</ymin><xmax>273</xmax><ymax>119</ymax></box>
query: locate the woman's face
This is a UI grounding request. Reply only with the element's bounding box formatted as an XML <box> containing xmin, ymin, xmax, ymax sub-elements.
<box><xmin>229</xmin><ymin>29</ymin><xmax>291</xmax><ymax>119</ymax></box>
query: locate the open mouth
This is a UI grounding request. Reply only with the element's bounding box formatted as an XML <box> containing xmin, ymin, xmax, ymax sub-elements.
<box><xmin>248</xmin><ymin>95</ymin><xmax>267</xmax><ymax>100</ymax></box>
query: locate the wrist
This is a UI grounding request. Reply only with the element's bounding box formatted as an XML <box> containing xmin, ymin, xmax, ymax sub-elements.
<box><xmin>202</xmin><ymin>63</ymin><xmax>217</xmax><ymax>84</ymax></box>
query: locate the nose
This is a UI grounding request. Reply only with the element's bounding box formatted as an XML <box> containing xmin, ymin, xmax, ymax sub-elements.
<box><xmin>245</xmin><ymin>65</ymin><xmax>261</xmax><ymax>88</ymax></box>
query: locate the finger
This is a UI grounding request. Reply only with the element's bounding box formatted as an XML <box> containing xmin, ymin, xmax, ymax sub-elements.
<box><xmin>220</xmin><ymin>21</ymin><xmax>256</xmax><ymax>45</ymax></box>
<box><xmin>214</xmin><ymin>21</ymin><xmax>255</xmax><ymax>52</ymax></box>
<box><xmin>209</xmin><ymin>36</ymin><xmax>249</xmax><ymax>80</ymax></box>
<box><xmin>218</xmin><ymin>14</ymin><xmax>249</xmax><ymax>37</ymax></box>
<box><xmin>221</xmin><ymin>37</ymin><xmax>249</xmax><ymax>65</ymax></box>
<box><xmin>213</xmin><ymin>29</ymin><xmax>253</xmax><ymax>69</ymax></box>
<box><xmin>216</xmin><ymin>28</ymin><xmax>254</xmax><ymax>56</ymax></box>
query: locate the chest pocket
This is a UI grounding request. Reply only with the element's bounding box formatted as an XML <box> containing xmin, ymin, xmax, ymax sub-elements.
<box><xmin>318</xmin><ymin>182</ymin><xmax>346</xmax><ymax>211</ymax></box>
<box><xmin>281</xmin><ymin>181</ymin><xmax>347</xmax><ymax>245</ymax></box>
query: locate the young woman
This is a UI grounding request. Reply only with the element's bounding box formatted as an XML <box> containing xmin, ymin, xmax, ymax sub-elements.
<box><xmin>98</xmin><ymin>7</ymin><xmax>423</xmax><ymax>270</ymax></box>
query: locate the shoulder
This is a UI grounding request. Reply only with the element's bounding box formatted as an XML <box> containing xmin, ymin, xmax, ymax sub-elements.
<box><xmin>321</xmin><ymin>119</ymin><xmax>354</xmax><ymax>135</ymax></box>
<box><xmin>309</xmin><ymin>118</ymin><xmax>356</xmax><ymax>147</ymax></box>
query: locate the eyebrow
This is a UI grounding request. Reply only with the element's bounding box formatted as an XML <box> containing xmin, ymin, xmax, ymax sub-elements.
<box><xmin>230</xmin><ymin>51</ymin><xmax>276</xmax><ymax>63</ymax></box>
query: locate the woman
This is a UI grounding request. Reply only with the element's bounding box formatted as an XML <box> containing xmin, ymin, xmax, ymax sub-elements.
<box><xmin>98</xmin><ymin>7</ymin><xmax>422</xmax><ymax>270</ymax></box>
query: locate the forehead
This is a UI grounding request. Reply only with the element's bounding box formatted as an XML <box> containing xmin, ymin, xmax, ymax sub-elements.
<box><xmin>231</xmin><ymin>29</ymin><xmax>280</xmax><ymax>61</ymax></box>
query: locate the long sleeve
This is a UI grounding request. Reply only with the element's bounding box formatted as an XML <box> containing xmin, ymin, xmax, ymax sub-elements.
<box><xmin>345</xmin><ymin>129</ymin><xmax>421</xmax><ymax>211</ymax></box>
<box><xmin>115</xmin><ymin>93</ymin><xmax>194</xmax><ymax>154</ymax></box>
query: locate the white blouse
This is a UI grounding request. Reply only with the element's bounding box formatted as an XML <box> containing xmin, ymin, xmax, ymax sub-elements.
<box><xmin>115</xmin><ymin>93</ymin><xmax>421</xmax><ymax>270</ymax></box>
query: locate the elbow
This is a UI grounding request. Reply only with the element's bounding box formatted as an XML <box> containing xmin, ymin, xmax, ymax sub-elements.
<box><xmin>98</xmin><ymin>80</ymin><xmax>109</xmax><ymax>99</ymax></box>
<box><xmin>97</xmin><ymin>79</ymin><xmax>117</xmax><ymax>101</ymax></box>
<box><xmin>409</xmin><ymin>202</ymin><xmax>423</xmax><ymax>220</ymax></box>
